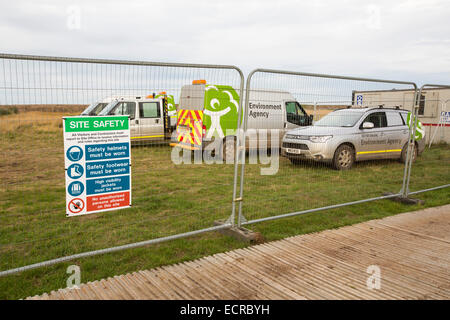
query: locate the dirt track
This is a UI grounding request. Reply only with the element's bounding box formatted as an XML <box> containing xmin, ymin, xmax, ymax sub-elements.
<box><xmin>28</xmin><ymin>204</ymin><xmax>450</xmax><ymax>300</ymax></box>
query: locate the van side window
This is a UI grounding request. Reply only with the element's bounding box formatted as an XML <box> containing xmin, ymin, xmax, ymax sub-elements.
<box><xmin>139</xmin><ymin>102</ymin><xmax>160</xmax><ymax>118</ymax></box>
<box><xmin>362</xmin><ymin>112</ymin><xmax>387</xmax><ymax>128</ymax></box>
<box><xmin>386</xmin><ymin>112</ymin><xmax>404</xmax><ymax>126</ymax></box>
<box><xmin>418</xmin><ymin>94</ymin><xmax>425</xmax><ymax>115</ymax></box>
<box><xmin>286</xmin><ymin>102</ymin><xmax>297</xmax><ymax>115</ymax></box>
<box><xmin>286</xmin><ymin>102</ymin><xmax>306</xmax><ymax>116</ymax></box>
<box><xmin>111</xmin><ymin>102</ymin><xmax>136</xmax><ymax>119</ymax></box>
<box><xmin>286</xmin><ymin>102</ymin><xmax>307</xmax><ymax>125</ymax></box>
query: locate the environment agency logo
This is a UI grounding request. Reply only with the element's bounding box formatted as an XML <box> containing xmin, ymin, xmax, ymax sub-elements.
<box><xmin>203</xmin><ymin>85</ymin><xmax>241</xmax><ymax>138</ymax></box>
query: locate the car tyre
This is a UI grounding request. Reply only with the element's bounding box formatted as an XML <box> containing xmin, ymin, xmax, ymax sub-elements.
<box><xmin>289</xmin><ymin>158</ymin><xmax>301</xmax><ymax>165</ymax></box>
<box><xmin>332</xmin><ymin>145</ymin><xmax>355</xmax><ymax>170</ymax></box>
<box><xmin>400</xmin><ymin>143</ymin><xmax>417</xmax><ymax>163</ymax></box>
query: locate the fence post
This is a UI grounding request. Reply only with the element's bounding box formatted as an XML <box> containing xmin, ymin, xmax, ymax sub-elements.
<box><xmin>400</xmin><ymin>86</ymin><xmax>418</xmax><ymax>197</ymax></box>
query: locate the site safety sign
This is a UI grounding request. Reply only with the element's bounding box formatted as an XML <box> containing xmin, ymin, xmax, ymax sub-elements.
<box><xmin>63</xmin><ymin>116</ymin><xmax>131</xmax><ymax>217</ymax></box>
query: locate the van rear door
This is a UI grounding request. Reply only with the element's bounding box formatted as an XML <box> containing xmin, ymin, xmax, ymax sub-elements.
<box><xmin>174</xmin><ymin>84</ymin><xmax>206</xmax><ymax>149</ymax></box>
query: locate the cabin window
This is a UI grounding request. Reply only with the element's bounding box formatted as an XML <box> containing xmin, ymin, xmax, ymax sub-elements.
<box><xmin>418</xmin><ymin>94</ymin><xmax>425</xmax><ymax>115</ymax></box>
<box><xmin>111</xmin><ymin>102</ymin><xmax>136</xmax><ymax>119</ymax></box>
<box><xmin>362</xmin><ymin>112</ymin><xmax>387</xmax><ymax>128</ymax></box>
<box><xmin>139</xmin><ymin>102</ymin><xmax>160</xmax><ymax>118</ymax></box>
<box><xmin>386</xmin><ymin>112</ymin><xmax>404</xmax><ymax>127</ymax></box>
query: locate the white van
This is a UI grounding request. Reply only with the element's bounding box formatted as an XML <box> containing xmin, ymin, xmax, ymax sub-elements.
<box><xmin>171</xmin><ymin>81</ymin><xmax>313</xmax><ymax>158</ymax></box>
<box><xmin>98</xmin><ymin>94</ymin><xmax>176</xmax><ymax>144</ymax></box>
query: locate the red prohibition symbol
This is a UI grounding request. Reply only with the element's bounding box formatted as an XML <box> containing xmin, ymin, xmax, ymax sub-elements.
<box><xmin>68</xmin><ymin>198</ymin><xmax>85</xmax><ymax>214</ymax></box>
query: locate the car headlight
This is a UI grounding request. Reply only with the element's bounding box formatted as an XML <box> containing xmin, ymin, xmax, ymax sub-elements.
<box><xmin>309</xmin><ymin>135</ymin><xmax>333</xmax><ymax>143</ymax></box>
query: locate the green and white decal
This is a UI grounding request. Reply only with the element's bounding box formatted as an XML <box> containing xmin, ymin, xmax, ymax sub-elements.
<box><xmin>407</xmin><ymin>112</ymin><xmax>425</xmax><ymax>141</ymax></box>
<box><xmin>156</xmin><ymin>94</ymin><xmax>176</xmax><ymax>118</ymax></box>
<box><xmin>203</xmin><ymin>85</ymin><xmax>241</xmax><ymax>139</ymax></box>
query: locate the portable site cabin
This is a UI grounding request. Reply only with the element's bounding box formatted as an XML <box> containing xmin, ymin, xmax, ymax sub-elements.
<box><xmin>352</xmin><ymin>88</ymin><xmax>450</xmax><ymax>144</ymax></box>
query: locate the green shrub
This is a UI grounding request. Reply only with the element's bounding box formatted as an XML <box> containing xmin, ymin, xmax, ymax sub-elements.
<box><xmin>0</xmin><ymin>106</ymin><xmax>18</xmax><ymax>116</ymax></box>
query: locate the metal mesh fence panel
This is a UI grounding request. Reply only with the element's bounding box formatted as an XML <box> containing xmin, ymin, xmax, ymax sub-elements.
<box><xmin>0</xmin><ymin>54</ymin><xmax>243</xmax><ymax>274</ymax></box>
<box><xmin>406</xmin><ymin>86</ymin><xmax>450</xmax><ymax>195</ymax></box>
<box><xmin>236</xmin><ymin>69</ymin><xmax>420</xmax><ymax>225</ymax></box>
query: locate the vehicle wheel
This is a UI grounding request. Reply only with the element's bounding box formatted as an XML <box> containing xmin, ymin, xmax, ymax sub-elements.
<box><xmin>332</xmin><ymin>145</ymin><xmax>355</xmax><ymax>170</ymax></box>
<box><xmin>222</xmin><ymin>138</ymin><xmax>236</xmax><ymax>163</ymax></box>
<box><xmin>400</xmin><ymin>143</ymin><xmax>417</xmax><ymax>163</ymax></box>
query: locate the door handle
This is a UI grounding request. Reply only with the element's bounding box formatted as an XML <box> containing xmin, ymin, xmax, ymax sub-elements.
<box><xmin>155</xmin><ymin>119</ymin><xmax>159</xmax><ymax>124</ymax></box>
<box><xmin>135</xmin><ymin>119</ymin><xmax>139</xmax><ymax>124</ymax></box>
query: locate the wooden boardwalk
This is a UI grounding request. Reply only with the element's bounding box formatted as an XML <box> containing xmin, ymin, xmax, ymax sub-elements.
<box><xmin>28</xmin><ymin>205</ymin><xmax>450</xmax><ymax>300</ymax></box>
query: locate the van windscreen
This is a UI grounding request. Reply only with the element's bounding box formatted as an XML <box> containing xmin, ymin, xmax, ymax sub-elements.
<box><xmin>315</xmin><ymin>111</ymin><xmax>364</xmax><ymax>127</ymax></box>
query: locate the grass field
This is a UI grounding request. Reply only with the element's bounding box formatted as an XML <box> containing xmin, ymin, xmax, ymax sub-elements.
<box><xmin>0</xmin><ymin>110</ymin><xmax>449</xmax><ymax>299</ymax></box>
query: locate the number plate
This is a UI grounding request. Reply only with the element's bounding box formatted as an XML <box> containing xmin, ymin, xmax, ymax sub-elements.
<box><xmin>178</xmin><ymin>126</ymin><xmax>190</xmax><ymax>135</ymax></box>
<box><xmin>286</xmin><ymin>148</ymin><xmax>302</xmax><ymax>154</ymax></box>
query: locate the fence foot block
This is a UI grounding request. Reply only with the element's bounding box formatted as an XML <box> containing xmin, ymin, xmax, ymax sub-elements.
<box><xmin>383</xmin><ymin>192</ymin><xmax>425</xmax><ymax>205</ymax></box>
<box><xmin>214</xmin><ymin>220</ymin><xmax>264</xmax><ymax>244</ymax></box>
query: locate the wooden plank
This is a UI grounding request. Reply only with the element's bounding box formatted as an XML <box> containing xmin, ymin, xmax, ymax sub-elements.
<box><xmin>200</xmin><ymin>254</ymin><xmax>284</xmax><ymax>300</ymax></box>
<box><xmin>128</xmin><ymin>272</ymin><xmax>168</xmax><ymax>299</ymax></box>
<box><xmin>116</xmin><ymin>273</ymin><xmax>156</xmax><ymax>299</ymax></box>
<box><xmin>220</xmin><ymin>249</ymin><xmax>309</xmax><ymax>299</ymax></box>
<box><xmin>324</xmin><ymin>230</ymin><xmax>450</xmax><ymax>283</ymax></box>
<box><xmin>243</xmin><ymin>244</ymin><xmax>379</xmax><ymax>300</ymax></box>
<box><xmin>160</xmin><ymin>263</ymin><xmax>221</xmax><ymax>300</ymax></box>
<box><xmin>139</xmin><ymin>270</ymin><xmax>185</xmax><ymax>300</ymax></box>
<box><xmin>107</xmin><ymin>276</ymin><xmax>139</xmax><ymax>299</ymax></box>
<box><xmin>278</xmin><ymin>238</ymin><xmax>419</xmax><ymax>299</ymax></box>
<box><xmin>375</xmin><ymin>222</ymin><xmax>450</xmax><ymax>244</ymax></box>
<box><xmin>28</xmin><ymin>205</ymin><xmax>450</xmax><ymax>300</ymax></box>
<box><xmin>257</xmin><ymin>241</ymin><xmax>397</xmax><ymax>300</ymax></box>
<box><xmin>334</xmin><ymin>227</ymin><xmax>450</xmax><ymax>269</ymax></box>
<box><xmin>351</xmin><ymin>223</ymin><xmax>450</xmax><ymax>257</ymax></box>
<box><xmin>176</xmin><ymin>260</ymin><xmax>243</xmax><ymax>299</ymax></box>
<box><xmin>294</xmin><ymin>232</ymin><xmax>449</xmax><ymax>298</ymax></box>
<box><xmin>152</xmin><ymin>267</ymin><xmax>198</xmax><ymax>299</ymax></box>
<box><xmin>284</xmin><ymin>233</ymin><xmax>443</xmax><ymax>298</ymax></box>
<box><xmin>208</xmin><ymin>252</ymin><xmax>298</xmax><ymax>299</ymax></box>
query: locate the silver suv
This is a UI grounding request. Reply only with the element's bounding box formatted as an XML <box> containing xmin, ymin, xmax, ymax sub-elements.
<box><xmin>281</xmin><ymin>107</ymin><xmax>425</xmax><ymax>170</ymax></box>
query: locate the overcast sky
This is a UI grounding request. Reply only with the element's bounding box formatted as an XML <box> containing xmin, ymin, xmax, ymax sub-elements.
<box><xmin>0</xmin><ymin>0</ymin><xmax>449</xmax><ymax>85</ymax></box>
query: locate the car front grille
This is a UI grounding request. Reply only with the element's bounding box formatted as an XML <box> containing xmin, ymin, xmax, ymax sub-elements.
<box><xmin>282</xmin><ymin>142</ymin><xmax>309</xmax><ymax>150</ymax></box>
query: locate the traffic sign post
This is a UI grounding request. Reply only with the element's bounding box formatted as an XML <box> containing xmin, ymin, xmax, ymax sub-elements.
<box><xmin>63</xmin><ymin>116</ymin><xmax>131</xmax><ymax>217</ymax></box>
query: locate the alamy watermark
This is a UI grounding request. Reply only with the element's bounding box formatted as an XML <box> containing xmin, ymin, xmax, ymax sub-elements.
<box><xmin>366</xmin><ymin>265</ymin><xmax>381</xmax><ymax>290</ymax></box>
<box><xmin>66</xmin><ymin>265</ymin><xmax>81</xmax><ymax>289</ymax></box>
<box><xmin>170</xmin><ymin>129</ymin><xmax>280</xmax><ymax>175</ymax></box>
<box><xmin>66</xmin><ymin>5</ymin><xmax>81</xmax><ymax>30</ymax></box>
<box><xmin>365</xmin><ymin>5</ymin><xmax>381</xmax><ymax>30</ymax></box>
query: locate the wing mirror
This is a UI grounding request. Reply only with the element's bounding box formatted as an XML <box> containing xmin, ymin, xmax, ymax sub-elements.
<box><xmin>362</xmin><ymin>122</ymin><xmax>374</xmax><ymax>129</ymax></box>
